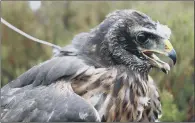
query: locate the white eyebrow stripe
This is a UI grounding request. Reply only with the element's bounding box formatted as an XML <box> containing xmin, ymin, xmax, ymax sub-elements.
<box><xmin>134</xmin><ymin>23</ymin><xmax>171</xmax><ymax>40</ymax></box>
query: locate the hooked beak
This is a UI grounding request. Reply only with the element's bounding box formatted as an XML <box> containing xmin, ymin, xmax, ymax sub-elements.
<box><xmin>142</xmin><ymin>39</ymin><xmax>177</xmax><ymax>74</ymax></box>
<box><xmin>164</xmin><ymin>40</ymin><xmax>177</xmax><ymax>65</ymax></box>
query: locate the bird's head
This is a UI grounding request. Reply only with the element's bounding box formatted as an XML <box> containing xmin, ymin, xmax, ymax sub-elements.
<box><xmin>97</xmin><ymin>10</ymin><xmax>176</xmax><ymax>74</ymax></box>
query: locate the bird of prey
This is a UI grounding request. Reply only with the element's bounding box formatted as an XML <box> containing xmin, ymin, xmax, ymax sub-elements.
<box><xmin>1</xmin><ymin>9</ymin><xmax>177</xmax><ymax>122</ymax></box>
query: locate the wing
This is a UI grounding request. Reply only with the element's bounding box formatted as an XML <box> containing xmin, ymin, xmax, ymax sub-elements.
<box><xmin>1</xmin><ymin>55</ymin><xmax>101</xmax><ymax>122</ymax></box>
<box><xmin>1</xmin><ymin>81</ymin><xmax>100</xmax><ymax>122</ymax></box>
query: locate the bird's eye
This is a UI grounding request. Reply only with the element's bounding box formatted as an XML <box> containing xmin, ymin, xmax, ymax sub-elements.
<box><xmin>136</xmin><ymin>32</ymin><xmax>149</xmax><ymax>44</ymax></box>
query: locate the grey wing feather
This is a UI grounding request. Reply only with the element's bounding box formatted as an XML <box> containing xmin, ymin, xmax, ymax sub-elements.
<box><xmin>1</xmin><ymin>82</ymin><xmax>100</xmax><ymax>122</ymax></box>
<box><xmin>2</xmin><ymin>56</ymin><xmax>87</xmax><ymax>90</ymax></box>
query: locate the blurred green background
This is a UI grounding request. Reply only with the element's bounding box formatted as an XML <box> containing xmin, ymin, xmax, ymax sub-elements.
<box><xmin>1</xmin><ymin>1</ymin><xmax>194</xmax><ymax>122</ymax></box>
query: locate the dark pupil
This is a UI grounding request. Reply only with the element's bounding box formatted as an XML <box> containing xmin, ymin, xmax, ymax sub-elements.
<box><xmin>137</xmin><ymin>33</ymin><xmax>147</xmax><ymax>43</ymax></box>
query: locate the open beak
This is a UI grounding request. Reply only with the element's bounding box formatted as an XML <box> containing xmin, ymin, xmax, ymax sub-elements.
<box><xmin>142</xmin><ymin>39</ymin><xmax>177</xmax><ymax>74</ymax></box>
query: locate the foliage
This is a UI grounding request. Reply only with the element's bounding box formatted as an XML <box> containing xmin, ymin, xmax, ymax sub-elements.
<box><xmin>160</xmin><ymin>90</ymin><xmax>185</xmax><ymax>121</ymax></box>
<box><xmin>1</xmin><ymin>1</ymin><xmax>194</xmax><ymax>121</ymax></box>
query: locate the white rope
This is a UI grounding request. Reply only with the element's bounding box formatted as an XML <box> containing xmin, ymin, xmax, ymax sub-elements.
<box><xmin>1</xmin><ymin>18</ymin><xmax>62</xmax><ymax>50</ymax></box>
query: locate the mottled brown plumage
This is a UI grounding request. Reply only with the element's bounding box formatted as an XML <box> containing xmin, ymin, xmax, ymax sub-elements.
<box><xmin>71</xmin><ymin>66</ymin><xmax>161</xmax><ymax>122</ymax></box>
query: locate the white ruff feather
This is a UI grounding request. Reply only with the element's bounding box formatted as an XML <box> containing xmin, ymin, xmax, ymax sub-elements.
<box><xmin>156</xmin><ymin>22</ymin><xmax>171</xmax><ymax>39</ymax></box>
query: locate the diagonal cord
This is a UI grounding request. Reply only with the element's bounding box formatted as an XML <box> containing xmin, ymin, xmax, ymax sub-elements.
<box><xmin>1</xmin><ymin>18</ymin><xmax>62</xmax><ymax>50</ymax></box>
